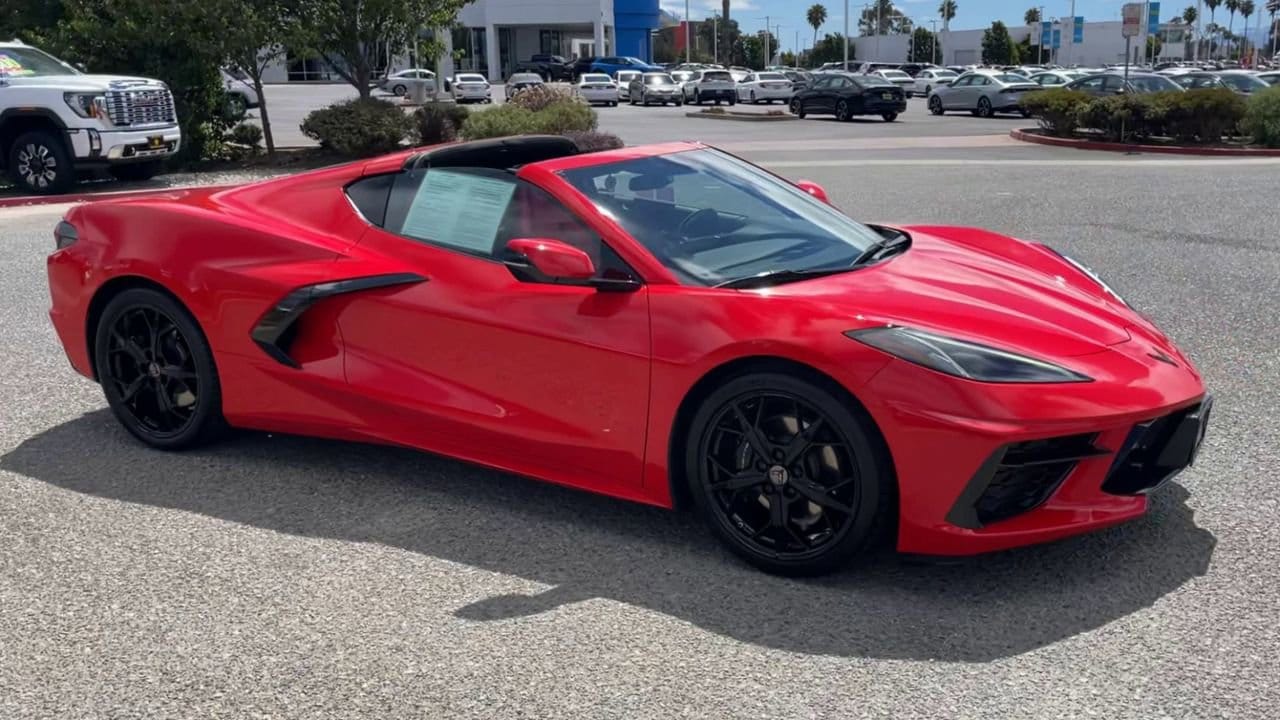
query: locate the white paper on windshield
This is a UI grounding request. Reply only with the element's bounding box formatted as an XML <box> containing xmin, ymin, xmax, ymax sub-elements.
<box><xmin>401</xmin><ymin>170</ymin><xmax>516</xmax><ymax>253</ymax></box>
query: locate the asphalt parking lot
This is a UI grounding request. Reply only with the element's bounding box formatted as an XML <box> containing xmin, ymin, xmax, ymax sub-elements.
<box><xmin>3</xmin><ymin>103</ymin><xmax>1280</xmax><ymax>718</ymax></box>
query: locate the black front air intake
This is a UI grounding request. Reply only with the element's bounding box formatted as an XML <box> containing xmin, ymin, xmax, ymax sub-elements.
<box><xmin>948</xmin><ymin>434</ymin><xmax>1110</xmax><ymax>528</ymax></box>
<box><xmin>1102</xmin><ymin>399</ymin><xmax>1212</xmax><ymax>495</ymax></box>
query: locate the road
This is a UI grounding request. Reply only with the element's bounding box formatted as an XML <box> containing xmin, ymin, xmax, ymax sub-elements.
<box><xmin>3</xmin><ymin>124</ymin><xmax>1280</xmax><ymax>718</ymax></box>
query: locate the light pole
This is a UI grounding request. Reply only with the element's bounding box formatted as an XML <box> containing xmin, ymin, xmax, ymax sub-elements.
<box><xmin>685</xmin><ymin>0</ymin><xmax>691</xmax><ymax>63</ymax></box>
<box><xmin>843</xmin><ymin>0</ymin><xmax>850</xmax><ymax>69</ymax></box>
<box><xmin>712</xmin><ymin>15</ymin><xmax>718</xmax><ymax>65</ymax></box>
<box><xmin>929</xmin><ymin>19</ymin><xmax>938</xmax><ymax>64</ymax></box>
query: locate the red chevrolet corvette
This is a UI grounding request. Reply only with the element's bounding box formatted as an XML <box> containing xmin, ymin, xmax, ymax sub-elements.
<box><xmin>47</xmin><ymin>137</ymin><xmax>1211</xmax><ymax>575</ymax></box>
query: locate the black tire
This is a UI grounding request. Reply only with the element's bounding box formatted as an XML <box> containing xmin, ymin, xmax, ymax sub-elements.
<box><xmin>714</xmin><ymin>98</ymin><xmax>721</xmax><ymax>105</ymax></box>
<box><xmin>751</xmin><ymin>90</ymin><xmax>758</xmax><ymax>104</ymax></box>
<box><xmin>1020</xmin><ymin>108</ymin><xmax>1031</xmax><ymax>118</ymax></box>
<box><xmin>7</xmin><ymin>130</ymin><xmax>75</xmax><ymax>195</ymax></box>
<box><xmin>977</xmin><ymin>97</ymin><xmax>993</xmax><ymax>118</ymax></box>
<box><xmin>392</xmin><ymin>84</ymin><xmax>407</xmax><ymax>97</ymax></box>
<box><xmin>836</xmin><ymin>99</ymin><xmax>851</xmax><ymax>121</ymax></box>
<box><xmin>685</xmin><ymin>372</ymin><xmax>893</xmax><ymax>576</ymax></box>
<box><xmin>925</xmin><ymin>84</ymin><xmax>932</xmax><ymax>96</ymax></box>
<box><xmin>791</xmin><ymin>98</ymin><xmax>806</xmax><ymax>118</ymax></box>
<box><xmin>223</xmin><ymin>93</ymin><xmax>248</xmax><ymax>121</ymax></box>
<box><xmin>881</xmin><ymin>112</ymin><xmax>898</xmax><ymax>122</ymax></box>
<box><xmin>929</xmin><ymin>95</ymin><xmax>944</xmax><ymax>115</ymax></box>
<box><xmin>94</xmin><ymin>288</ymin><xmax>227</xmax><ymax>450</ymax></box>
<box><xmin>693</xmin><ymin>89</ymin><xmax>701</xmax><ymax>104</ymax></box>
<box><xmin>109</xmin><ymin>161</ymin><xmax>162</xmax><ymax>182</ymax></box>
<box><xmin>727</xmin><ymin>96</ymin><xmax>736</xmax><ymax>106</ymax></box>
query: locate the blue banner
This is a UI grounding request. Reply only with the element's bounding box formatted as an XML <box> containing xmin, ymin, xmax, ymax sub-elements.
<box><xmin>1148</xmin><ymin>2</ymin><xmax>1160</xmax><ymax>34</ymax></box>
<box><xmin>1051</xmin><ymin>28</ymin><xmax>1061</xmax><ymax>49</ymax></box>
<box><xmin>1073</xmin><ymin>16</ymin><xmax>1084</xmax><ymax>43</ymax></box>
<box><xmin>1041</xmin><ymin>21</ymin><xmax>1052</xmax><ymax>45</ymax></box>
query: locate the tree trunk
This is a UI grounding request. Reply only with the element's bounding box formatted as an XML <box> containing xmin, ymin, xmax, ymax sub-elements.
<box><xmin>252</xmin><ymin>72</ymin><xmax>275</xmax><ymax>156</ymax></box>
<box><xmin>722</xmin><ymin>0</ymin><xmax>731</xmax><ymax>67</ymax></box>
<box><xmin>356</xmin><ymin>59</ymin><xmax>372</xmax><ymax>100</ymax></box>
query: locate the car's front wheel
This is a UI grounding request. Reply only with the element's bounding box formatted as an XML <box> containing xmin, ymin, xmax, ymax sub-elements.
<box><xmin>977</xmin><ymin>96</ymin><xmax>993</xmax><ymax>118</ymax></box>
<box><xmin>94</xmin><ymin>288</ymin><xmax>227</xmax><ymax>450</ymax></box>
<box><xmin>7</xmin><ymin>130</ymin><xmax>75</xmax><ymax>195</ymax></box>
<box><xmin>881</xmin><ymin>112</ymin><xmax>898</xmax><ymax>122</ymax></box>
<box><xmin>836</xmin><ymin>99</ymin><xmax>851</xmax><ymax>121</ymax></box>
<box><xmin>686</xmin><ymin>372</ymin><xmax>892</xmax><ymax>576</ymax></box>
<box><xmin>928</xmin><ymin>95</ymin><xmax>944</xmax><ymax>115</ymax></box>
<box><xmin>392</xmin><ymin>84</ymin><xmax>407</xmax><ymax>97</ymax></box>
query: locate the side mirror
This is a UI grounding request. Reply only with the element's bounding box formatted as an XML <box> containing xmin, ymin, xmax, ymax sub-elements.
<box><xmin>795</xmin><ymin>180</ymin><xmax>830</xmax><ymax>204</ymax></box>
<box><xmin>505</xmin><ymin>238</ymin><xmax>595</xmax><ymax>280</ymax></box>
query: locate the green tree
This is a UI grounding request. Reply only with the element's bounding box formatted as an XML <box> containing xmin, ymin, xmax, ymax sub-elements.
<box><xmin>808</xmin><ymin>32</ymin><xmax>853</xmax><ymax>66</ymax></box>
<box><xmin>1024</xmin><ymin>7</ymin><xmax>1041</xmax><ymax>24</ymax></box>
<box><xmin>981</xmin><ymin>20</ymin><xmax>1016</xmax><ymax>64</ymax></box>
<box><xmin>741</xmin><ymin>31</ymin><xmax>777</xmax><ymax>68</ymax></box>
<box><xmin>304</xmin><ymin>0</ymin><xmax>469</xmax><ymax>99</ymax></box>
<box><xmin>1205</xmin><ymin>0</ymin><xmax>1222</xmax><ymax>56</ymax></box>
<box><xmin>1240</xmin><ymin>0</ymin><xmax>1255</xmax><ymax>57</ymax></box>
<box><xmin>807</xmin><ymin>4</ymin><xmax>828</xmax><ymax>57</ymax></box>
<box><xmin>909</xmin><ymin>27</ymin><xmax>937</xmax><ymax>62</ymax></box>
<box><xmin>1183</xmin><ymin>5</ymin><xmax>1198</xmax><ymax>25</ymax></box>
<box><xmin>938</xmin><ymin>0</ymin><xmax>957</xmax><ymax>29</ymax></box>
<box><xmin>859</xmin><ymin>0</ymin><xmax>910</xmax><ymax>35</ymax></box>
<box><xmin>1226</xmin><ymin>0</ymin><xmax>1239</xmax><ymax>56</ymax></box>
<box><xmin>697</xmin><ymin>16</ymin><xmax>741</xmax><ymax>63</ymax></box>
<box><xmin>1147</xmin><ymin>33</ymin><xmax>1164</xmax><ymax>57</ymax></box>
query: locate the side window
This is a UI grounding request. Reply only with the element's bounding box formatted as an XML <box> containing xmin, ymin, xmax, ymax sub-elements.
<box><xmin>835</xmin><ymin>77</ymin><xmax>854</xmax><ymax>89</ymax></box>
<box><xmin>1078</xmin><ymin>77</ymin><xmax>1105</xmax><ymax>91</ymax></box>
<box><xmin>974</xmin><ymin>76</ymin><xmax>991</xmax><ymax>86</ymax></box>
<box><xmin>496</xmin><ymin>183</ymin><xmax>631</xmax><ymax>279</ymax></box>
<box><xmin>951</xmin><ymin>75</ymin><xmax>971</xmax><ymax>87</ymax></box>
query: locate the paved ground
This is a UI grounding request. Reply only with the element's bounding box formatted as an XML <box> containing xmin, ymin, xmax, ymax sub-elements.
<box><xmin>3</xmin><ymin>132</ymin><xmax>1280</xmax><ymax>718</ymax></box>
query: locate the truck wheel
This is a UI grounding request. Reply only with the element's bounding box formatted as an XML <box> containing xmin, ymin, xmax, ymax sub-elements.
<box><xmin>109</xmin><ymin>161</ymin><xmax>162</xmax><ymax>182</ymax></box>
<box><xmin>222</xmin><ymin>93</ymin><xmax>248</xmax><ymax>121</ymax></box>
<box><xmin>7</xmin><ymin>130</ymin><xmax>75</xmax><ymax>195</ymax></box>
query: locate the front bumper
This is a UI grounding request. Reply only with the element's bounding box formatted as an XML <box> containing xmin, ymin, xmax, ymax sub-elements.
<box><xmin>859</xmin><ymin>333</ymin><xmax>1208</xmax><ymax>556</ymax></box>
<box><xmin>68</xmin><ymin>125</ymin><xmax>181</xmax><ymax>163</ymax></box>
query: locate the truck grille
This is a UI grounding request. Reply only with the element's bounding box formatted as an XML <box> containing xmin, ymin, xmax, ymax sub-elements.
<box><xmin>104</xmin><ymin>87</ymin><xmax>177</xmax><ymax>127</ymax></box>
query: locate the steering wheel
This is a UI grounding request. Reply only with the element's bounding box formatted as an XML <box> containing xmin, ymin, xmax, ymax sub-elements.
<box><xmin>676</xmin><ymin>208</ymin><xmax>722</xmax><ymax>240</ymax></box>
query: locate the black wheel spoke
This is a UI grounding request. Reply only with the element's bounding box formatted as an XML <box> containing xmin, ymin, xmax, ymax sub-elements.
<box><xmin>111</xmin><ymin>331</ymin><xmax>147</xmax><ymax>365</ymax></box>
<box><xmin>782</xmin><ymin>416</ymin><xmax>825</xmax><ymax>465</ymax></box>
<box><xmin>119</xmin><ymin>376</ymin><xmax>146</xmax><ymax>402</ymax></box>
<box><xmin>731</xmin><ymin>403</ymin><xmax>773</xmax><ymax>460</ymax></box>
<box><xmin>161</xmin><ymin>365</ymin><xmax>197</xmax><ymax>381</ymax></box>
<box><xmin>710</xmin><ymin>467</ymin><xmax>766</xmax><ymax>492</ymax></box>
<box><xmin>791</xmin><ymin>477</ymin><xmax>852</xmax><ymax>516</ymax></box>
<box><xmin>103</xmin><ymin>303</ymin><xmax>201</xmax><ymax>438</ymax></box>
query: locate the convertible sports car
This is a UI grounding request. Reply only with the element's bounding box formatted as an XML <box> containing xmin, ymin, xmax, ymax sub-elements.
<box><xmin>47</xmin><ymin>137</ymin><xmax>1211</xmax><ymax>576</ymax></box>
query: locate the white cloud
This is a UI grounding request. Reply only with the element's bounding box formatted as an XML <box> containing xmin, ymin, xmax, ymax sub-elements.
<box><xmin>660</xmin><ymin>0</ymin><xmax>757</xmax><ymax>20</ymax></box>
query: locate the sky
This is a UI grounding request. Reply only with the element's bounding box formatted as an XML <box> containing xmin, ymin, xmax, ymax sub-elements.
<box><xmin>658</xmin><ymin>0</ymin><xmax>1213</xmax><ymax>54</ymax></box>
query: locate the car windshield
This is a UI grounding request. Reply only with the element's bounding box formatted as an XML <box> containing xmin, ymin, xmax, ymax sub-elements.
<box><xmin>0</xmin><ymin>45</ymin><xmax>79</xmax><ymax>77</ymax></box>
<box><xmin>510</xmin><ymin>73</ymin><xmax>542</xmax><ymax>83</ymax></box>
<box><xmin>757</xmin><ymin>72</ymin><xmax>785</xmax><ymax>81</ymax></box>
<box><xmin>880</xmin><ymin>70</ymin><xmax>910</xmax><ymax>79</ymax></box>
<box><xmin>582</xmin><ymin>74</ymin><xmax>611</xmax><ymax>83</ymax></box>
<box><xmin>624</xmin><ymin>57</ymin><xmax>647</xmax><ymax>65</ymax></box>
<box><xmin>1131</xmin><ymin>75</ymin><xmax>1181</xmax><ymax>92</ymax></box>
<box><xmin>1218</xmin><ymin>73</ymin><xmax>1268</xmax><ymax>91</ymax></box>
<box><xmin>559</xmin><ymin>149</ymin><xmax>885</xmax><ymax>287</ymax></box>
<box><xmin>457</xmin><ymin>74</ymin><xmax>486</xmax><ymax>82</ymax></box>
<box><xmin>703</xmin><ymin>71</ymin><xmax>732</xmax><ymax>82</ymax></box>
<box><xmin>1262</xmin><ymin>74</ymin><xmax>1280</xmax><ymax>85</ymax></box>
<box><xmin>672</xmin><ymin>71</ymin><xmax>693</xmax><ymax>82</ymax></box>
<box><xmin>645</xmin><ymin>74</ymin><xmax>675</xmax><ymax>85</ymax></box>
<box><xmin>994</xmin><ymin>74</ymin><xmax>1030</xmax><ymax>83</ymax></box>
<box><xmin>935</xmin><ymin>70</ymin><xmax>958</xmax><ymax>77</ymax></box>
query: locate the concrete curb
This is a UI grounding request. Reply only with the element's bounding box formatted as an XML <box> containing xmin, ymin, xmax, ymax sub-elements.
<box><xmin>685</xmin><ymin>112</ymin><xmax>798</xmax><ymax>122</ymax></box>
<box><xmin>1010</xmin><ymin>128</ymin><xmax>1280</xmax><ymax>157</ymax></box>
<box><xmin>0</xmin><ymin>184</ymin><xmax>233</xmax><ymax>210</ymax></box>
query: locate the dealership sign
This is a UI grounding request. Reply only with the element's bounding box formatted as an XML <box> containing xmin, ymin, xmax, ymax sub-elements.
<box><xmin>1122</xmin><ymin>3</ymin><xmax>1143</xmax><ymax>37</ymax></box>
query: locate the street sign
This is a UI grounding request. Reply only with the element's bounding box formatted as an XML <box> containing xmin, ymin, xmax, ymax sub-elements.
<box><xmin>1041</xmin><ymin>21</ymin><xmax>1052</xmax><ymax>45</ymax></box>
<box><xmin>1073</xmin><ymin>16</ymin><xmax>1084</xmax><ymax>43</ymax></box>
<box><xmin>1052</xmin><ymin>28</ymin><xmax>1061</xmax><ymax>49</ymax></box>
<box><xmin>1148</xmin><ymin>2</ymin><xmax>1161</xmax><ymax>35</ymax></box>
<box><xmin>1122</xmin><ymin>3</ymin><xmax>1143</xmax><ymax>37</ymax></box>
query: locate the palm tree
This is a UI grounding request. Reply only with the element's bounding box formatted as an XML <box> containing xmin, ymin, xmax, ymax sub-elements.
<box><xmin>1205</xmin><ymin>0</ymin><xmax>1222</xmax><ymax>56</ymax></box>
<box><xmin>1226</xmin><ymin>0</ymin><xmax>1239</xmax><ymax>57</ymax></box>
<box><xmin>807</xmin><ymin>4</ymin><xmax>828</xmax><ymax>57</ymax></box>
<box><xmin>1025</xmin><ymin>7</ymin><xmax>1040</xmax><ymax>24</ymax></box>
<box><xmin>1184</xmin><ymin>5</ymin><xmax>1198</xmax><ymax>24</ymax></box>
<box><xmin>722</xmin><ymin>0</ymin><xmax>731</xmax><ymax>66</ymax></box>
<box><xmin>1240</xmin><ymin>0</ymin><xmax>1255</xmax><ymax>59</ymax></box>
<box><xmin>1183</xmin><ymin>5</ymin><xmax>1199</xmax><ymax>58</ymax></box>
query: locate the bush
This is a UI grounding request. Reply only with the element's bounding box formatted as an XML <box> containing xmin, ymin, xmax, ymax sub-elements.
<box><xmin>1242</xmin><ymin>85</ymin><xmax>1280</xmax><ymax>148</ymax></box>
<box><xmin>1158</xmin><ymin>88</ymin><xmax>1246</xmax><ymax>144</ymax></box>
<box><xmin>459</xmin><ymin>101</ymin><xmax>598</xmax><ymax>140</ymax></box>
<box><xmin>299</xmin><ymin>98</ymin><xmax>414</xmax><ymax>156</ymax></box>
<box><xmin>534</xmin><ymin>101</ymin><xmax>598</xmax><ymax>134</ymax></box>
<box><xmin>507</xmin><ymin>84</ymin><xmax>579</xmax><ymax>112</ymax></box>
<box><xmin>227</xmin><ymin>122</ymin><xmax>263</xmax><ymax>148</ymax></box>
<box><xmin>1019</xmin><ymin>88</ymin><xmax>1090</xmax><ymax>137</ymax></box>
<box><xmin>561</xmin><ymin>131</ymin><xmax>625</xmax><ymax>152</ymax></box>
<box><xmin>1075</xmin><ymin>94</ymin><xmax>1160</xmax><ymax>142</ymax></box>
<box><xmin>414</xmin><ymin>102</ymin><xmax>471</xmax><ymax>145</ymax></box>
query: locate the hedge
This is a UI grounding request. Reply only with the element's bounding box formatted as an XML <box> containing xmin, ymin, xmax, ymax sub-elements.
<box><xmin>1243</xmin><ymin>86</ymin><xmax>1280</xmax><ymax>148</ymax></box>
<box><xmin>300</xmin><ymin>98</ymin><xmax>415</xmax><ymax>156</ymax></box>
<box><xmin>1020</xmin><ymin>87</ymin><xmax>1250</xmax><ymax>145</ymax></box>
<box><xmin>415</xmin><ymin>102</ymin><xmax>471</xmax><ymax>145</ymax></box>
<box><xmin>460</xmin><ymin>99</ymin><xmax>597</xmax><ymax>140</ymax></box>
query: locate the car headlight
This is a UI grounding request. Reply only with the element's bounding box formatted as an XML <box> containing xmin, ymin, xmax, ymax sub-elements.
<box><xmin>64</xmin><ymin>92</ymin><xmax>108</xmax><ymax>120</ymax></box>
<box><xmin>1042</xmin><ymin>245</ymin><xmax>1129</xmax><ymax>307</ymax></box>
<box><xmin>846</xmin><ymin>326</ymin><xmax>1092</xmax><ymax>383</ymax></box>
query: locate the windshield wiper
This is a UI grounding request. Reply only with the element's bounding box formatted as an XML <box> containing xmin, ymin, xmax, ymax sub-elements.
<box><xmin>715</xmin><ymin>268</ymin><xmax>851</xmax><ymax>289</ymax></box>
<box><xmin>850</xmin><ymin>231</ymin><xmax>910</xmax><ymax>267</ymax></box>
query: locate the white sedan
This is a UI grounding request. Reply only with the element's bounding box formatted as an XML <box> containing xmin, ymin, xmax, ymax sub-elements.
<box><xmin>871</xmin><ymin>69</ymin><xmax>917</xmax><ymax>97</ymax></box>
<box><xmin>450</xmin><ymin>73</ymin><xmax>492</xmax><ymax>103</ymax></box>
<box><xmin>912</xmin><ymin>68</ymin><xmax>958</xmax><ymax>97</ymax></box>
<box><xmin>615</xmin><ymin>70</ymin><xmax>642</xmax><ymax>100</ymax></box>
<box><xmin>577</xmin><ymin>73</ymin><xmax>619</xmax><ymax>106</ymax></box>
<box><xmin>735</xmin><ymin>71</ymin><xmax>794</xmax><ymax>104</ymax></box>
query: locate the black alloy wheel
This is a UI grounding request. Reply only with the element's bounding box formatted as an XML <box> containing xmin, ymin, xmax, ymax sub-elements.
<box><xmin>791</xmin><ymin>98</ymin><xmax>806</xmax><ymax>118</ymax></box>
<box><xmin>929</xmin><ymin>95</ymin><xmax>944</xmax><ymax>115</ymax></box>
<box><xmin>836</xmin><ymin>99</ymin><xmax>851</xmax><ymax>121</ymax></box>
<box><xmin>977</xmin><ymin>96</ymin><xmax>993</xmax><ymax>117</ymax></box>
<box><xmin>686</xmin><ymin>372</ymin><xmax>892</xmax><ymax>576</ymax></box>
<box><xmin>95</xmin><ymin>288</ymin><xmax>226</xmax><ymax>449</ymax></box>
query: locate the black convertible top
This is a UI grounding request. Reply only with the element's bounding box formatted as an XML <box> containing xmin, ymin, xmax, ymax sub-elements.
<box><xmin>401</xmin><ymin>135</ymin><xmax>581</xmax><ymax>173</ymax></box>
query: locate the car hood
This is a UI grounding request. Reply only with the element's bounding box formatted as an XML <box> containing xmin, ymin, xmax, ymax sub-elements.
<box><xmin>770</xmin><ymin>225</ymin><xmax>1138</xmax><ymax>360</ymax></box>
<box><xmin>3</xmin><ymin>74</ymin><xmax>166</xmax><ymax>91</ymax></box>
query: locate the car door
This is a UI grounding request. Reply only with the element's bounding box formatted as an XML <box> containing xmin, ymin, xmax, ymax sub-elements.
<box><xmin>1102</xmin><ymin>75</ymin><xmax>1127</xmax><ymax>94</ymax></box>
<box><xmin>941</xmin><ymin>74</ymin><xmax>971</xmax><ymax>108</ymax></box>
<box><xmin>338</xmin><ymin>166</ymin><xmax>652</xmax><ymax>489</ymax></box>
<box><xmin>1072</xmin><ymin>76</ymin><xmax>1107</xmax><ymax>97</ymax></box>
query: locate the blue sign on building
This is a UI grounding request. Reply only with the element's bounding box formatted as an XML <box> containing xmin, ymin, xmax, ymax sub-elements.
<box><xmin>1148</xmin><ymin>2</ymin><xmax>1161</xmax><ymax>34</ymax></box>
<box><xmin>1073</xmin><ymin>16</ymin><xmax>1084</xmax><ymax>43</ymax></box>
<box><xmin>1041</xmin><ymin>21</ymin><xmax>1052</xmax><ymax>45</ymax></box>
<box><xmin>1051</xmin><ymin>28</ymin><xmax>1061</xmax><ymax>49</ymax></box>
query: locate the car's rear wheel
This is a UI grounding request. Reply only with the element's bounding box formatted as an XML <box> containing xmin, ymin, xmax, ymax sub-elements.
<box><xmin>881</xmin><ymin>112</ymin><xmax>898</xmax><ymax>122</ymax></box>
<box><xmin>392</xmin><ymin>84</ymin><xmax>407</xmax><ymax>97</ymax></box>
<box><xmin>686</xmin><ymin>372</ymin><xmax>892</xmax><ymax>576</ymax></box>
<box><xmin>94</xmin><ymin>288</ymin><xmax>226</xmax><ymax>450</ymax></box>
<box><xmin>791</xmin><ymin>98</ymin><xmax>806</xmax><ymax>118</ymax></box>
<box><xmin>977</xmin><ymin>97</ymin><xmax>993</xmax><ymax>117</ymax></box>
<box><xmin>928</xmin><ymin>95</ymin><xmax>944</xmax><ymax>115</ymax></box>
<box><xmin>836</xmin><ymin>99</ymin><xmax>851</xmax><ymax>121</ymax></box>
<box><xmin>7</xmin><ymin>130</ymin><xmax>75</xmax><ymax>195</ymax></box>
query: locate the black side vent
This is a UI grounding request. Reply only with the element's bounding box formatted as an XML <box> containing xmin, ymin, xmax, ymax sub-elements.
<box><xmin>948</xmin><ymin>433</ymin><xmax>1110</xmax><ymax>529</ymax></box>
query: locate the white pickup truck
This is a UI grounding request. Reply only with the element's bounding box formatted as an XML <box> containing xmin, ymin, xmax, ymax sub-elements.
<box><xmin>1</xmin><ymin>40</ymin><xmax>181</xmax><ymax>194</ymax></box>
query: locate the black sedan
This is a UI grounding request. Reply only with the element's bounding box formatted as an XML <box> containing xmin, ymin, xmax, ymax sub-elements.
<box><xmin>789</xmin><ymin>72</ymin><xmax>907</xmax><ymax>122</ymax></box>
<box><xmin>1064</xmin><ymin>72</ymin><xmax>1183</xmax><ymax>97</ymax></box>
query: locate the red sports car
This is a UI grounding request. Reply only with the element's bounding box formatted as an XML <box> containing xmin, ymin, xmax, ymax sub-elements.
<box><xmin>47</xmin><ymin>137</ymin><xmax>1211</xmax><ymax>575</ymax></box>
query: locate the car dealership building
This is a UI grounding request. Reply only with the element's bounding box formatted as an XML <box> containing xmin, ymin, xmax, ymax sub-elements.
<box><xmin>261</xmin><ymin>0</ymin><xmax>660</xmax><ymax>84</ymax></box>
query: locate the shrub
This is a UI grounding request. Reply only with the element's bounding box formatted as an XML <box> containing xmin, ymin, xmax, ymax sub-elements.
<box><xmin>227</xmin><ymin>122</ymin><xmax>263</xmax><ymax>148</ymax></box>
<box><xmin>414</xmin><ymin>102</ymin><xmax>471</xmax><ymax>145</ymax></box>
<box><xmin>459</xmin><ymin>104</ymin><xmax>542</xmax><ymax>140</ymax></box>
<box><xmin>1242</xmin><ymin>85</ymin><xmax>1280</xmax><ymax>148</ymax></box>
<box><xmin>534</xmin><ymin>101</ymin><xmax>598</xmax><ymax>134</ymax></box>
<box><xmin>1019</xmin><ymin>88</ymin><xmax>1090</xmax><ymax>137</ymax></box>
<box><xmin>562</xmin><ymin>131</ymin><xmax>625</xmax><ymax>152</ymax></box>
<box><xmin>1075</xmin><ymin>94</ymin><xmax>1159</xmax><ymax>142</ymax></box>
<box><xmin>299</xmin><ymin>98</ymin><xmax>414</xmax><ymax>156</ymax></box>
<box><xmin>507</xmin><ymin>84</ymin><xmax>579</xmax><ymax>112</ymax></box>
<box><xmin>1159</xmin><ymin>88</ymin><xmax>1246</xmax><ymax>144</ymax></box>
